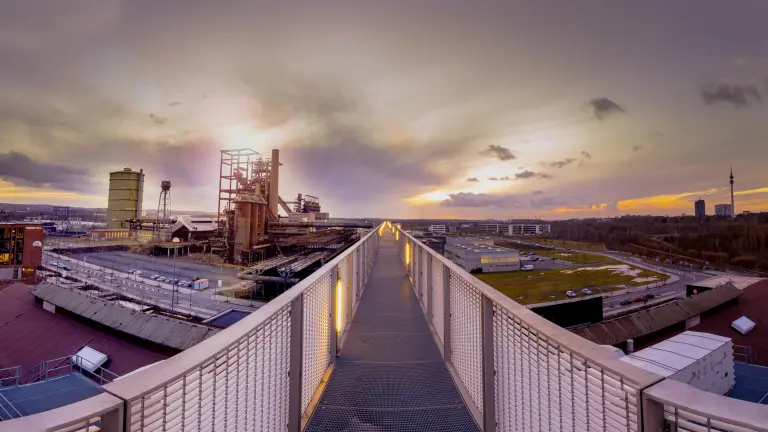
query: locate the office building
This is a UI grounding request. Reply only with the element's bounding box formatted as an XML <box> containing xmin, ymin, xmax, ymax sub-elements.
<box><xmin>428</xmin><ymin>224</ymin><xmax>447</xmax><ymax>234</ymax></box>
<box><xmin>510</xmin><ymin>223</ymin><xmax>551</xmax><ymax>236</ymax></box>
<box><xmin>444</xmin><ymin>242</ymin><xmax>520</xmax><ymax>272</ymax></box>
<box><xmin>715</xmin><ymin>204</ymin><xmax>734</xmax><ymax>217</ymax></box>
<box><xmin>0</xmin><ymin>222</ymin><xmax>44</xmax><ymax>281</ymax></box>
<box><xmin>694</xmin><ymin>200</ymin><xmax>706</xmax><ymax>219</ymax></box>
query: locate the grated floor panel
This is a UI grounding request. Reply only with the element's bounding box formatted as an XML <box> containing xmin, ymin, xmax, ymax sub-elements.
<box><xmin>305</xmin><ymin>233</ymin><xmax>481</xmax><ymax>432</ymax></box>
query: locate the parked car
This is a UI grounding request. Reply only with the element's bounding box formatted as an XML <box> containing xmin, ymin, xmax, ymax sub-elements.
<box><xmin>128</xmin><ymin>268</ymin><xmax>136</xmax><ymax>273</ymax></box>
<box><xmin>157</xmin><ymin>276</ymin><xmax>167</xmax><ymax>282</ymax></box>
<box><xmin>631</xmin><ymin>297</ymin><xmax>645</xmax><ymax>303</ymax></box>
<box><xmin>566</xmin><ymin>290</ymin><xmax>576</xmax><ymax>297</ymax></box>
<box><xmin>643</xmin><ymin>293</ymin><xmax>656</xmax><ymax>300</ymax></box>
<box><xmin>150</xmin><ymin>275</ymin><xmax>160</xmax><ymax>280</ymax></box>
<box><xmin>580</xmin><ymin>288</ymin><xmax>592</xmax><ymax>295</ymax></box>
<box><xmin>619</xmin><ymin>299</ymin><xmax>632</xmax><ymax>306</ymax></box>
<box><xmin>60</xmin><ymin>265</ymin><xmax>71</xmax><ymax>271</ymax></box>
<box><xmin>134</xmin><ymin>270</ymin><xmax>143</xmax><ymax>276</ymax></box>
<box><xmin>521</xmin><ymin>265</ymin><xmax>534</xmax><ymax>271</ymax></box>
<box><xmin>179</xmin><ymin>280</ymin><xmax>190</xmax><ymax>287</ymax></box>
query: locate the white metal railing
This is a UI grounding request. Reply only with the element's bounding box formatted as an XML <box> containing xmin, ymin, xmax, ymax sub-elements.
<box><xmin>1</xmin><ymin>226</ymin><xmax>380</xmax><ymax>432</ymax></box>
<box><xmin>392</xmin><ymin>223</ymin><xmax>768</xmax><ymax>432</ymax></box>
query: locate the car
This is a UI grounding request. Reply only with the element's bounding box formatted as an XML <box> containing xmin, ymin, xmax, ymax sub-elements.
<box><xmin>643</xmin><ymin>293</ymin><xmax>656</xmax><ymax>300</ymax></box>
<box><xmin>619</xmin><ymin>299</ymin><xmax>632</xmax><ymax>306</ymax></box>
<box><xmin>60</xmin><ymin>265</ymin><xmax>71</xmax><ymax>271</ymax></box>
<box><xmin>128</xmin><ymin>269</ymin><xmax>136</xmax><ymax>273</ymax></box>
<box><xmin>157</xmin><ymin>276</ymin><xmax>167</xmax><ymax>282</ymax></box>
<box><xmin>521</xmin><ymin>265</ymin><xmax>534</xmax><ymax>271</ymax></box>
<box><xmin>150</xmin><ymin>275</ymin><xmax>160</xmax><ymax>280</ymax></box>
<box><xmin>134</xmin><ymin>270</ymin><xmax>143</xmax><ymax>276</ymax></box>
<box><xmin>50</xmin><ymin>261</ymin><xmax>59</xmax><ymax>267</ymax></box>
<box><xmin>169</xmin><ymin>278</ymin><xmax>180</xmax><ymax>284</ymax></box>
<box><xmin>581</xmin><ymin>288</ymin><xmax>592</xmax><ymax>295</ymax></box>
<box><xmin>631</xmin><ymin>297</ymin><xmax>645</xmax><ymax>303</ymax></box>
<box><xmin>566</xmin><ymin>290</ymin><xmax>576</xmax><ymax>297</ymax></box>
<box><xmin>179</xmin><ymin>280</ymin><xmax>190</xmax><ymax>287</ymax></box>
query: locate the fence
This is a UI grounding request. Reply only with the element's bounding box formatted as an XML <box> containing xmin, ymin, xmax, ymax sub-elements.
<box><xmin>0</xmin><ymin>227</ymin><xmax>379</xmax><ymax>432</ymax></box>
<box><xmin>391</xmin><ymin>223</ymin><xmax>768</xmax><ymax>432</ymax></box>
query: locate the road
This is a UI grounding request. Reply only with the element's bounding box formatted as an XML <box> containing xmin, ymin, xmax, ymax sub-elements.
<box><xmin>43</xmin><ymin>252</ymin><xmax>261</xmax><ymax>318</ymax></box>
<box><xmin>63</xmin><ymin>251</ymin><xmax>241</xmax><ymax>287</ymax></box>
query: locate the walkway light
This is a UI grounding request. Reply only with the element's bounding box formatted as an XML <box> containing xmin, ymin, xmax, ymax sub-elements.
<box><xmin>336</xmin><ymin>278</ymin><xmax>343</xmax><ymax>333</ymax></box>
<box><xmin>405</xmin><ymin>241</ymin><xmax>410</xmax><ymax>266</ymax></box>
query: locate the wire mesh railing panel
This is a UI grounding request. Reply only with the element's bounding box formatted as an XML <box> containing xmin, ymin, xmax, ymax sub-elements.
<box><xmin>125</xmin><ymin>306</ymin><xmax>292</xmax><ymax>432</ymax></box>
<box><xmin>449</xmin><ymin>270</ymin><xmax>484</xmax><ymax>415</ymax></box>
<box><xmin>301</xmin><ymin>270</ymin><xmax>332</xmax><ymax>412</ymax></box>
<box><xmin>431</xmin><ymin>258</ymin><xmax>444</xmax><ymax>345</ymax></box>
<box><xmin>493</xmin><ymin>304</ymin><xmax>641</xmax><ymax>432</ymax></box>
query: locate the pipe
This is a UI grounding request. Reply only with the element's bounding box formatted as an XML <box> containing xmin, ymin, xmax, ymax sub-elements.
<box><xmin>269</xmin><ymin>149</ymin><xmax>279</xmax><ymax>216</ymax></box>
<box><xmin>627</xmin><ymin>339</ymin><xmax>634</xmax><ymax>354</ymax></box>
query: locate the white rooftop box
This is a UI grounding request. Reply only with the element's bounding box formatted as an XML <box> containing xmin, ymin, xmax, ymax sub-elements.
<box><xmin>620</xmin><ymin>331</ymin><xmax>734</xmax><ymax>396</ymax></box>
<box><xmin>731</xmin><ymin>316</ymin><xmax>755</xmax><ymax>335</ymax></box>
<box><xmin>72</xmin><ymin>346</ymin><xmax>108</xmax><ymax>373</ymax></box>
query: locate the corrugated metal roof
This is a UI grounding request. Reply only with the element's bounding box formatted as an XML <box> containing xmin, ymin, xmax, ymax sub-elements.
<box><xmin>0</xmin><ymin>283</ymin><xmax>167</xmax><ymax>379</ymax></box>
<box><xmin>690</xmin><ymin>275</ymin><xmax>764</xmax><ymax>290</ymax></box>
<box><xmin>572</xmin><ymin>284</ymin><xmax>742</xmax><ymax>346</ymax></box>
<box><xmin>619</xmin><ymin>331</ymin><xmax>730</xmax><ymax>377</ymax></box>
<box><xmin>30</xmin><ymin>284</ymin><xmax>219</xmax><ymax>351</ymax></box>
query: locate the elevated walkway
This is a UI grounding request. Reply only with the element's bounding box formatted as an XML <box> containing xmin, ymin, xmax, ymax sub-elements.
<box><xmin>306</xmin><ymin>232</ymin><xmax>480</xmax><ymax>431</ymax></box>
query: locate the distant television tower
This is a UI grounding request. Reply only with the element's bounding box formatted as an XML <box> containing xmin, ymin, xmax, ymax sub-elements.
<box><xmin>730</xmin><ymin>165</ymin><xmax>735</xmax><ymax>218</ymax></box>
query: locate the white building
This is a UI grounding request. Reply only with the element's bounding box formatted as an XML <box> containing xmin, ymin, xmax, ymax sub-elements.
<box><xmin>428</xmin><ymin>224</ymin><xmax>447</xmax><ymax>234</ymax></box>
<box><xmin>445</xmin><ymin>236</ymin><xmax>493</xmax><ymax>246</ymax></box>
<box><xmin>509</xmin><ymin>224</ymin><xmax>551</xmax><ymax>236</ymax></box>
<box><xmin>444</xmin><ymin>243</ymin><xmax>520</xmax><ymax>273</ymax></box>
<box><xmin>714</xmin><ymin>204</ymin><xmax>734</xmax><ymax>217</ymax></box>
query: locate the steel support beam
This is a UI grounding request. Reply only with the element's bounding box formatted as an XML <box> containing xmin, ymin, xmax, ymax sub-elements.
<box><xmin>288</xmin><ymin>296</ymin><xmax>304</xmax><ymax>432</ymax></box>
<box><xmin>482</xmin><ymin>295</ymin><xmax>496</xmax><ymax>432</ymax></box>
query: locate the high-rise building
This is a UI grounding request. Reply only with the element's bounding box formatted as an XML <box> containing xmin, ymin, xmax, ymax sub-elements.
<box><xmin>694</xmin><ymin>200</ymin><xmax>706</xmax><ymax>219</ymax></box>
<box><xmin>715</xmin><ymin>203</ymin><xmax>734</xmax><ymax>217</ymax></box>
<box><xmin>0</xmin><ymin>223</ymin><xmax>44</xmax><ymax>281</ymax></box>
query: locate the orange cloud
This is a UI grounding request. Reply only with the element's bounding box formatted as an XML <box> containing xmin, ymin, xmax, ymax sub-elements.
<box><xmin>616</xmin><ymin>188</ymin><xmax>718</xmax><ymax>213</ymax></box>
<box><xmin>734</xmin><ymin>187</ymin><xmax>768</xmax><ymax>196</ymax></box>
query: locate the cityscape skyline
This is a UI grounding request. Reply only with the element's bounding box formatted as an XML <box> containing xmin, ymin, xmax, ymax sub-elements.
<box><xmin>1</xmin><ymin>1</ymin><xmax>768</xmax><ymax>219</ymax></box>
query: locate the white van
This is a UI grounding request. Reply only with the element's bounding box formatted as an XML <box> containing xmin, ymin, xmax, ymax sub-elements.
<box><xmin>521</xmin><ymin>264</ymin><xmax>534</xmax><ymax>271</ymax></box>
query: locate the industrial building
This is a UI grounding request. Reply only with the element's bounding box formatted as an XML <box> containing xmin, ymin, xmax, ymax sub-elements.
<box><xmin>0</xmin><ymin>223</ymin><xmax>44</xmax><ymax>281</ymax></box>
<box><xmin>478</xmin><ymin>222</ymin><xmax>550</xmax><ymax>236</ymax></box>
<box><xmin>90</xmin><ymin>229</ymin><xmax>131</xmax><ymax>241</ymax></box>
<box><xmin>428</xmin><ymin>224</ymin><xmax>447</xmax><ymax>234</ymax></box>
<box><xmin>695</xmin><ymin>199</ymin><xmax>706</xmax><ymax>219</ymax></box>
<box><xmin>444</xmin><ymin>243</ymin><xmax>520</xmax><ymax>273</ymax></box>
<box><xmin>107</xmin><ymin>168</ymin><xmax>144</xmax><ymax>229</ymax></box>
<box><xmin>715</xmin><ymin>203</ymin><xmax>734</xmax><ymax>217</ymax></box>
<box><xmin>445</xmin><ymin>236</ymin><xmax>494</xmax><ymax>246</ymax></box>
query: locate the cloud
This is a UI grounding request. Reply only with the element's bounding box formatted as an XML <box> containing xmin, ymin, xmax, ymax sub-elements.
<box><xmin>467</xmin><ymin>177</ymin><xmax>479</xmax><ymax>182</ymax></box>
<box><xmin>168</xmin><ymin>101</ymin><xmax>181</xmax><ymax>107</ymax></box>
<box><xmin>632</xmin><ymin>145</ymin><xmax>644</xmax><ymax>152</ymax></box>
<box><xmin>149</xmin><ymin>113</ymin><xmax>168</xmax><ymax>124</ymax></box>
<box><xmin>701</xmin><ymin>83</ymin><xmax>761</xmax><ymax>107</ymax></box>
<box><xmin>548</xmin><ymin>158</ymin><xmax>577</xmax><ymax>169</ymax></box>
<box><xmin>581</xmin><ymin>151</ymin><xmax>592</xmax><ymax>159</ymax></box>
<box><xmin>532</xmin><ymin>190</ymin><xmax>544</xmax><ymax>195</ymax></box>
<box><xmin>0</xmin><ymin>151</ymin><xmax>93</xmax><ymax>192</ymax></box>
<box><xmin>440</xmin><ymin>191</ymin><xmax>569</xmax><ymax>209</ymax></box>
<box><xmin>587</xmin><ymin>97</ymin><xmax>625</xmax><ymax>120</ymax></box>
<box><xmin>515</xmin><ymin>170</ymin><xmax>552</xmax><ymax>180</ymax></box>
<box><xmin>479</xmin><ymin>144</ymin><xmax>515</xmax><ymax>161</ymax></box>
<box><xmin>488</xmin><ymin>176</ymin><xmax>512</xmax><ymax>181</ymax></box>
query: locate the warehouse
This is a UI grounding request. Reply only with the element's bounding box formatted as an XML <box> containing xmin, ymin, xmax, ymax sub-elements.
<box><xmin>444</xmin><ymin>243</ymin><xmax>520</xmax><ymax>273</ymax></box>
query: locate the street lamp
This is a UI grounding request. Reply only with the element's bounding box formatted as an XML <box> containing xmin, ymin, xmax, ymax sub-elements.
<box><xmin>32</xmin><ymin>240</ymin><xmax>42</xmax><ymax>288</ymax></box>
<box><xmin>171</xmin><ymin>237</ymin><xmax>180</xmax><ymax>311</ymax></box>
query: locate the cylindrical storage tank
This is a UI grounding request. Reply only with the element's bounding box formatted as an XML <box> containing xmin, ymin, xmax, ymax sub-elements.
<box><xmin>268</xmin><ymin>149</ymin><xmax>279</xmax><ymax>216</ymax></box>
<box><xmin>107</xmin><ymin>168</ymin><xmax>144</xmax><ymax>229</ymax></box>
<box><xmin>234</xmin><ymin>199</ymin><xmax>251</xmax><ymax>263</ymax></box>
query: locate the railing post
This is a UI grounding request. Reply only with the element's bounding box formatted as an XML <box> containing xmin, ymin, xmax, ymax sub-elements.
<box><xmin>482</xmin><ymin>295</ymin><xmax>496</xmax><ymax>432</ymax></box>
<box><xmin>642</xmin><ymin>393</ymin><xmax>667</xmax><ymax>432</ymax></box>
<box><xmin>330</xmin><ymin>265</ymin><xmax>339</xmax><ymax>360</ymax></box>
<box><xmin>100</xmin><ymin>405</ymin><xmax>124</xmax><ymax>432</ymax></box>
<box><xmin>288</xmin><ymin>295</ymin><xmax>303</xmax><ymax>432</ymax></box>
<box><xmin>443</xmin><ymin>265</ymin><xmax>451</xmax><ymax>359</ymax></box>
<box><xmin>426</xmin><ymin>253</ymin><xmax>432</xmax><ymax>322</ymax></box>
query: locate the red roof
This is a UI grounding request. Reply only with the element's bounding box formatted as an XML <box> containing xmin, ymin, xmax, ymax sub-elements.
<box><xmin>0</xmin><ymin>283</ymin><xmax>168</xmax><ymax>380</ymax></box>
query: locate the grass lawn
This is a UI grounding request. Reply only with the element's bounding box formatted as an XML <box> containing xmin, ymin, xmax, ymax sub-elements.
<box><xmin>551</xmin><ymin>251</ymin><xmax>612</xmax><ymax>264</ymax></box>
<box><xmin>474</xmin><ymin>264</ymin><xmax>670</xmax><ymax>305</ymax></box>
<box><xmin>510</xmin><ymin>238</ymin><xmax>605</xmax><ymax>251</ymax></box>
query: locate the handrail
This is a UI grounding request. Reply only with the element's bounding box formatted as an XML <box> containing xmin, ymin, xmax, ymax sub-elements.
<box><xmin>644</xmin><ymin>379</ymin><xmax>768</xmax><ymax>431</ymax></box>
<box><xmin>105</xmin><ymin>226</ymin><xmax>379</xmax><ymax>401</ymax></box>
<box><xmin>0</xmin><ymin>393</ymin><xmax>123</xmax><ymax>432</ymax></box>
<box><xmin>396</xmin><ymin>226</ymin><xmax>661</xmax><ymax>389</ymax></box>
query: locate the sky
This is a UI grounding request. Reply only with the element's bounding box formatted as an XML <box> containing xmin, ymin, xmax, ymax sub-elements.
<box><xmin>1</xmin><ymin>0</ymin><xmax>768</xmax><ymax>219</ymax></box>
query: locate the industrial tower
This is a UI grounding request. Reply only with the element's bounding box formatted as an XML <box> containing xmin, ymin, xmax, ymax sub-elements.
<box><xmin>730</xmin><ymin>165</ymin><xmax>735</xmax><ymax>218</ymax></box>
<box><xmin>154</xmin><ymin>180</ymin><xmax>172</xmax><ymax>240</ymax></box>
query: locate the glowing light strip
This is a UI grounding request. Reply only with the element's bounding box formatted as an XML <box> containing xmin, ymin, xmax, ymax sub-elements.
<box><xmin>336</xmin><ymin>279</ymin><xmax>343</xmax><ymax>333</ymax></box>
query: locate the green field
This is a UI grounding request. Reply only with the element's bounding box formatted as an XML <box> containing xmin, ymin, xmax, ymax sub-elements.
<box><xmin>475</xmin><ymin>264</ymin><xmax>669</xmax><ymax>305</ymax></box>
<box><xmin>499</xmin><ymin>241</ymin><xmax>611</xmax><ymax>264</ymax></box>
<box><xmin>510</xmin><ymin>238</ymin><xmax>606</xmax><ymax>251</ymax></box>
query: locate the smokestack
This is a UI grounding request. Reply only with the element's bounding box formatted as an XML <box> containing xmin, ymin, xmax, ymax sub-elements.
<box><xmin>269</xmin><ymin>149</ymin><xmax>280</xmax><ymax>216</ymax></box>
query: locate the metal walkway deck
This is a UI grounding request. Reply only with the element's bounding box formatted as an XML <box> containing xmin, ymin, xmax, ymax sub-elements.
<box><xmin>305</xmin><ymin>233</ymin><xmax>480</xmax><ymax>432</ymax></box>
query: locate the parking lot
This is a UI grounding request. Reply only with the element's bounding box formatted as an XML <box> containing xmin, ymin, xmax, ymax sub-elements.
<box><xmin>63</xmin><ymin>251</ymin><xmax>241</xmax><ymax>287</ymax></box>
